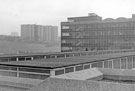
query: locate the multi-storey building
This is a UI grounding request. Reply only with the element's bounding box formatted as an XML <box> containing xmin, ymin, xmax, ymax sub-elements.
<box><xmin>21</xmin><ymin>24</ymin><xmax>58</xmax><ymax>42</ymax></box>
<box><xmin>21</xmin><ymin>24</ymin><xmax>36</xmax><ymax>41</ymax></box>
<box><xmin>11</xmin><ymin>32</ymin><xmax>19</xmax><ymax>36</ymax></box>
<box><xmin>61</xmin><ymin>13</ymin><xmax>135</xmax><ymax>52</ymax></box>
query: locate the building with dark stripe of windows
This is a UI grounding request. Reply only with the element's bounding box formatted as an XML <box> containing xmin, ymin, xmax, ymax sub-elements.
<box><xmin>61</xmin><ymin>13</ymin><xmax>135</xmax><ymax>52</ymax></box>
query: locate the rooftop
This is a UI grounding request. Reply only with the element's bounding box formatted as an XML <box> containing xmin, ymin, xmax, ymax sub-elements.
<box><xmin>29</xmin><ymin>68</ymin><xmax>135</xmax><ymax>91</ymax></box>
<box><xmin>0</xmin><ymin>51</ymin><xmax>135</xmax><ymax>69</ymax></box>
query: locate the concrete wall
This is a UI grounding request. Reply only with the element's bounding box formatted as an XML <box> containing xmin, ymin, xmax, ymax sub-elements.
<box><xmin>0</xmin><ymin>85</ymin><xmax>27</xmax><ymax>91</ymax></box>
<box><xmin>30</xmin><ymin>78</ymin><xmax>135</xmax><ymax>91</ymax></box>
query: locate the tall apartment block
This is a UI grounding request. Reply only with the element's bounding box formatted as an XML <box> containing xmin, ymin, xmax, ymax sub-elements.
<box><xmin>61</xmin><ymin>13</ymin><xmax>135</xmax><ymax>52</ymax></box>
<box><xmin>21</xmin><ymin>24</ymin><xmax>58</xmax><ymax>42</ymax></box>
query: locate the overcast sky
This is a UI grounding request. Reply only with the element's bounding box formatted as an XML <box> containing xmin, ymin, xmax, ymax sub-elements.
<box><xmin>0</xmin><ymin>0</ymin><xmax>135</xmax><ymax>35</ymax></box>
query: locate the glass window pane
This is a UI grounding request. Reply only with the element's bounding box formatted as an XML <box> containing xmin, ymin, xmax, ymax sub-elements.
<box><xmin>84</xmin><ymin>64</ymin><xmax>90</xmax><ymax>69</ymax></box>
<box><xmin>65</xmin><ymin>67</ymin><xmax>74</xmax><ymax>73</ymax></box>
<box><xmin>19</xmin><ymin>73</ymin><xmax>49</xmax><ymax>80</ymax></box>
<box><xmin>55</xmin><ymin>69</ymin><xmax>64</xmax><ymax>75</ymax></box>
<box><xmin>0</xmin><ymin>65</ymin><xmax>17</xmax><ymax>71</ymax></box>
<box><xmin>113</xmin><ymin>59</ymin><xmax>120</xmax><ymax>69</ymax></box>
<box><xmin>75</xmin><ymin>65</ymin><xmax>83</xmax><ymax>71</ymax></box>
<box><xmin>0</xmin><ymin>71</ymin><xmax>17</xmax><ymax>77</ymax></box>
<box><xmin>19</xmin><ymin>68</ymin><xmax>50</xmax><ymax>74</ymax></box>
<box><xmin>121</xmin><ymin>58</ymin><xmax>127</xmax><ymax>69</ymax></box>
<box><xmin>91</xmin><ymin>63</ymin><xmax>98</xmax><ymax>68</ymax></box>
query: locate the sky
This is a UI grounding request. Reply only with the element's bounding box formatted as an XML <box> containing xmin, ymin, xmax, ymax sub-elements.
<box><xmin>0</xmin><ymin>0</ymin><xmax>135</xmax><ymax>35</ymax></box>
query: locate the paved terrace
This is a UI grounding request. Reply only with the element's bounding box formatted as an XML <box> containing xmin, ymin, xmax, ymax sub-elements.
<box><xmin>30</xmin><ymin>68</ymin><xmax>135</xmax><ymax>91</ymax></box>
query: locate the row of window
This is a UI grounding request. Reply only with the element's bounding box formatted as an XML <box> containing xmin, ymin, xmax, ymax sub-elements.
<box><xmin>54</xmin><ymin>56</ymin><xmax>135</xmax><ymax>76</ymax></box>
<box><xmin>0</xmin><ymin>70</ymin><xmax>49</xmax><ymax>80</ymax></box>
<box><xmin>0</xmin><ymin>66</ymin><xmax>50</xmax><ymax>74</ymax></box>
<box><xmin>62</xmin><ymin>22</ymin><xmax>135</xmax><ymax>31</ymax></box>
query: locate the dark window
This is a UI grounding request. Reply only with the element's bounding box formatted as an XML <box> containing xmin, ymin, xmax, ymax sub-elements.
<box><xmin>104</xmin><ymin>61</ymin><xmax>109</xmax><ymax>68</ymax></box>
<box><xmin>65</xmin><ymin>67</ymin><xmax>74</xmax><ymax>73</ymax></box>
<box><xmin>121</xmin><ymin>58</ymin><xmax>127</xmax><ymax>69</ymax></box>
<box><xmin>108</xmin><ymin>61</ymin><xmax>112</xmax><ymax>68</ymax></box>
<box><xmin>98</xmin><ymin>62</ymin><xmax>103</xmax><ymax>68</ymax></box>
<box><xmin>75</xmin><ymin>65</ymin><xmax>83</xmax><ymax>71</ymax></box>
<box><xmin>133</xmin><ymin>56</ymin><xmax>135</xmax><ymax>68</ymax></box>
<box><xmin>0</xmin><ymin>65</ymin><xmax>17</xmax><ymax>71</ymax></box>
<box><xmin>127</xmin><ymin>56</ymin><xmax>133</xmax><ymax>69</ymax></box>
<box><xmin>18</xmin><ymin>57</ymin><xmax>25</xmax><ymax>61</ymax></box>
<box><xmin>91</xmin><ymin>63</ymin><xmax>98</xmax><ymax>68</ymax></box>
<box><xmin>33</xmin><ymin>56</ymin><xmax>45</xmax><ymax>60</ymax></box>
<box><xmin>50</xmin><ymin>55</ymin><xmax>56</xmax><ymax>58</ymax></box>
<box><xmin>9</xmin><ymin>58</ymin><xmax>17</xmax><ymax>61</ymax></box>
<box><xmin>0</xmin><ymin>71</ymin><xmax>17</xmax><ymax>77</ymax></box>
<box><xmin>113</xmin><ymin>59</ymin><xmax>120</xmax><ymax>69</ymax></box>
<box><xmin>56</xmin><ymin>54</ymin><xmax>65</xmax><ymax>58</ymax></box>
<box><xmin>84</xmin><ymin>64</ymin><xmax>90</xmax><ymax>69</ymax></box>
<box><xmin>46</xmin><ymin>55</ymin><xmax>50</xmax><ymax>59</ymax></box>
<box><xmin>55</xmin><ymin>69</ymin><xmax>64</xmax><ymax>75</ymax></box>
<box><xmin>25</xmin><ymin>57</ymin><xmax>32</xmax><ymax>60</ymax></box>
<box><xmin>19</xmin><ymin>73</ymin><xmax>49</xmax><ymax>80</ymax></box>
<box><xmin>0</xmin><ymin>58</ymin><xmax>9</xmax><ymax>62</ymax></box>
<box><xmin>19</xmin><ymin>68</ymin><xmax>50</xmax><ymax>74</ymax></box>
<box><xmin>74</xmin><ymin>53</ymin><xmax>80</xmax><ymax>57</ymax></box>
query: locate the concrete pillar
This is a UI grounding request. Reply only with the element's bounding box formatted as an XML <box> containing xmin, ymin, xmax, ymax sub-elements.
<box><xmin>102</xmin><ymin>61</ymin><xmax>104</xmax><ymax>68</ymax></box>
<box><xmin>55</xmin><ymin>55</ymin><xmax>57</xmax><ymax>58</ymax></box>
<box><xmin>132</xmin><ymin>56</ymin><xmax>133</xmax><ymax>69</ymax></box>
<box><xmin>44</xmin><ymin>56</ymin><xmax>46</xmax><ymax>59</ymax></box>
<box><xmin>50</xmin><ymin>70</ymin><xmax>55</xmax><ymax>77</ymax></box>
<box><xmin>126</xmin><ymin>57</ymin><xmax>128</xmax><ymax>69</ymax></box>
<box><xmin>31</xmin><ymin>57</ymin><xmax>34</xmax><ymax>60</ymax></box>
<box><xmin>112</xmin><ymin>59</ymin><xmax>114</xmax><ymax>69</ymax></box>
<box><xmin>16</xmin><ymin>57</ymin><xmax>19</xmax><ymax>62</ymax></box>
<box><xmin>120</xmin><ymin>58</ymin><xmax>122</xmax><ymax>69</ymax></box>
<box><xmin>17</xmin><ymin>67</ymin><xmax>19</xmax><ymax>77</ymax></box>
<box><xmin>64</xmin><ymin>54</ymin><xmax>66</xmax><ymax>58</ymax></box>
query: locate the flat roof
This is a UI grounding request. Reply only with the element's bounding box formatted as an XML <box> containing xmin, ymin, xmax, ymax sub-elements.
<box><xmin>0</xmin><ymin>49</ymin><xmax>133</xmax><ymax>58</ymax></box>
<box><xmin>0</xmin><ymin>52</ymin><xmax>135</xmax><ymax>69</ymax></box>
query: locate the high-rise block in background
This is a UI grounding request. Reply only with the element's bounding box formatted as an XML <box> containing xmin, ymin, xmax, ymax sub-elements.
<box><xmin>21</xmin><ymin>24</ymin><xmax>58</xmax><ymax>42</ymax></box>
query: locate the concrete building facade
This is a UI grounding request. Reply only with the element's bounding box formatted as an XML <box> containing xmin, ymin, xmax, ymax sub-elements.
<box><xmin>61</xmin><ymin>13</ymin><xmax>135</xmax><ymax>52</ymax></box>
<box><xmin>21</xmin><ymin>24</ymin><xmax>58</xmax><ymax>42</ymax></box>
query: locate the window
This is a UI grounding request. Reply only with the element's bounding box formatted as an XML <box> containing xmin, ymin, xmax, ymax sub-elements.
<box><xmin>127</xmin><ymin>56</ymin><xmax>133</xmax><ymax>69</ymax></box>
<box><xmin>0</xmin><ymin>71</ymin><xmax>17</xmax><ymax>77</ymax></box>
<box><xmin>25</xmin><ymin>57</ymin><xmax>32</xmax><ymax>60</ymax></box>
<box><xmin>55</xmin><ymin>69</ymin><xmax>64</xmax><ymax>75</ymax></box>
<box><xmin>61</xmin><ymin>40</ymin><xmax>66</xmax><ymax>43</ymax></box>
<box><xmin>121</xmin><ymin>58</ymin><xmax>127</xmax><ymax>69</ymax></box>
<box><xmin>0</xmin><ymin>58</ymin><xmax>9</xmax><ymax>62</ymax></box>
<box><xmin>62</xmin><ymin>47</ymin><xmax>70</xmax><ymax>51</ymax></box>
<box><xmin>98</xmin><ymin>62</ymin><xmax>103</xmax><ymax>68</ymax></box>
<box><xmin>91</xmin><ymin>63</ymin><xmax>98</xmax><ymax>68</ymax></box>
<box><xmin>62</xmin><ymin>26</ymin><xmax>69</xmax><ymax>29</ymax></box>
<box><xmin>75</xmin><ymin>65</ymin><xmax>83</xmax><ymax>71</ymax></box>
<box><xmin>108</xmin><ymin>61</ymin><xmax>112</xmax><ymax>68</ymax></box>
<box><xmin>9</xmin><ymin>58</ymin><xmax>17</xmax><ymax>61</ymax></box>
<box><xmin>65</xmin><ymin>67</ymin><xmax>74</xmax><ymax>73</ymax></box>
<box><xmin>0</xmin><ymin>65</ymin><xmax>17</xmax><ymax>71</ymax></box>
<box><xmin>113</xmin><ymin>59</ymin><xmax>120</xmax><ymax>69</ymax></box>
<box><xmin>19</xmin><ymin>73</ymin><xmax>49</xmax><ymax>80</ymax></box>
<box><xmin>104</xmin><ymin>61</ymin><xmax>109</xmax><ymax>68</ymax></box>
<box><xmin>18</xmin><ymin>57</ymin><xmax>25</xmax><ymax>61</ymax></box>
<box><xmin>19</xmin><ymin>67</ymin><xmax>50</xmax><ymax>74</ymax></box>
<box><xmin>62</xmin><ymin>33</ymin><xmax>70</xmax><ymax>36</ymax></box>
<box><xmin>84</xmin><ymin>64</ymin><xmax>90</xmax><ymax>69</ymax></box>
